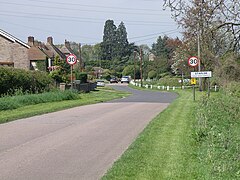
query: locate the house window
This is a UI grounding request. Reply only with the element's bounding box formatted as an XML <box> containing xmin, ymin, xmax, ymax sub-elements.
<box><xmin>0</xmin><ymin>62</ymin><xmax>14</xmax><ymax>67</ymax></box>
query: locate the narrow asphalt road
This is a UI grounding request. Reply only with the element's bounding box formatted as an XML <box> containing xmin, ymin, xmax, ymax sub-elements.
<box><xmin>0</xmin><ymin>84</ymin><xmax>177</xmax><ymax>180</ymax></box>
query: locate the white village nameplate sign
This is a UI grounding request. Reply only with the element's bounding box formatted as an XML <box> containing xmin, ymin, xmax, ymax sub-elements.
<box><xmin>191</xmin><ymin>71</ymin><xmax>212</xmax><ymax>78</ymax></box>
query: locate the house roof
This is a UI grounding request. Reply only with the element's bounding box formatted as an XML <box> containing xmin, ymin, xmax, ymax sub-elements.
<box><xmin>28</xmin><ymin>46</ymin><xmax>48</xmax><ymax>61</ymax></box>
<box><xmin>60</xmin><ymin>40</ymin><xmax>75</xmax><ymax>55</ymax></box>
<box><xmin>0</xmin><ymin>29</ymin><xmax>30</xmax><ymax>48</ymax></box>
<box><xmin>43</xmin><ymin>37</ymin><xmax>66</xmax><ymax>60</ymax></box>
<box><xmin>45</xmin><ymin>43</ymin><xmax>66</xmax><ymax>60</ymax></box>
<box><xmin>60</xmin><ymin>46</ymin><xmax>72</xmax><ymax>55</ymax></box>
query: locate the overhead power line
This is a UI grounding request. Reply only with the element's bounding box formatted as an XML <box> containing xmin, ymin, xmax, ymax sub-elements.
<box><xmin>0</xmin><ymin>10</ymin><xmax>175</xmax><ymax>26</ymax></box>
<box><xmin>26</xmin><ymin>0</ymin><xmax>165</xmax><ymax>12</ymax></box>
<box><xmin>0</xmin><ymin>13</ymin><xmax>177</xmax><ymax>27</ymax></box>
<box><xmin>1</xmin><ymin>1</ymin><xmax>169</xmax><ymax>16</ymax></box>
<box><xmin>133</xmin><ymin>31</ymin><xmax>182</xmax><ymax>44</ymax></box>
<box><xmin>0</xmin><ymin>19</ymin><xmax>100</xmax><ymax>42</ymax></box>
<box><xmin>0</xmin><ymin>19</ymin><xmax>180</xmax><ymax>45</ymax></box>
<box><xmin>129</xmin><ymin>29</ymin><xmax>179</xmax><ymax>40</ymax></box>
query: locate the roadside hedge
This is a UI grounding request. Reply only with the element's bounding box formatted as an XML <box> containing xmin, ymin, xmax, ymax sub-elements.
<box><xmin>0</xmin><ymin>90</ymin><xmax>79</xmax><ymax>111</ymax></box>
<box><xmin>0</xmin><ymin>67</ymin><xmax>52</xmax><ymax>95</ymax></box>
<box><xmin>195</xmin><ymin>83</ymin><xmax>240</xmax><ymax>179</ymax></box>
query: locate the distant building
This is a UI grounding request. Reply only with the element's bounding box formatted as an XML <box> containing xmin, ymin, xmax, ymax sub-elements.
<box><xmin>28</xmin><ymin>36</ymin><xmax>67</xmax><ymax>71</ymax></box>
<box><xmin>0</xmin><ymin>29</ymin><xmax>30</xmax><ymax>69</ymax></box>
<box><xmin>148</xmin><ymin>53</ymin><xmax>156</xmax><ymax>61</ymax></box>
<box><xmin>60</xmin><ymin>40</ymin><xmax>76</xmax><ymax>56</ymax></box>
<box><xmin>45</xmin><ymin>37</ymin><xmax>66</xmax><ymax>61</ymax></box>
<box><xmin>93</xmin><ymin>67</ymin><xmax>104</xmax><ymax>78</ymax></box>
<box><xmin>60</xmin><ymin>40</ymin><xmax>83</xmax><ymax>70</ymax></box>
<box><xmin>27</xmin><ymin>36</ymin><xmax>50</xmax><ymax>70</ymax></box>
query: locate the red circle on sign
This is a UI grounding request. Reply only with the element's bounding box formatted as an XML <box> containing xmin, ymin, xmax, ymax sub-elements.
<box><xmin>188</xmin><ymin>56</ymin><xmax>199</xmax><ymax>67</ymax></box>
<box><xmin>66</xmin><ymin>54</ymin><xmax>77</xmax><ymax>65</ymax></box>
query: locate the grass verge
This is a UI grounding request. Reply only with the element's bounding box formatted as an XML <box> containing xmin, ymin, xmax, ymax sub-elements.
<box><xmin>0</xmin><ymin>90</ymin><xmax>80</xmax><ymax>111</ymax></box>
<box><xmin>0</xmin><ymin>87</ymin><xmax>130</xmax><ymax>124</ymax></box>
<box><xmin>195</xmin><ymin>92</ymin><xmax>240</xmax><ymax>179</ymax></box>
<box><xmin>102</xmin><ymin>89</ymin><xmax>199</xmax><ymax>179</ymax></box>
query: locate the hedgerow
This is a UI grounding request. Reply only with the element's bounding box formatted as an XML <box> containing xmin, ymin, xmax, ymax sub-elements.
<box><xmin>195</xmin><ymin>82</ymin><xmax>240</xmax><ymax>179</ymax></box>
<box><xmin>0</xmin><ymin>90</ymin><xmax>80</xmax><ymax>111</ymax></box>
<box><xmin>0</xmin><ymin>67</ymin><xmax>52</xmax><ymax>95</ymax></box>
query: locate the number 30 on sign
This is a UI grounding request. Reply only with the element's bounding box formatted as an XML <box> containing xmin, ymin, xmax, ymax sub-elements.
<box><xmin>66</xmin><ymin>54</ymin><xmax>77</xmax><ymax>65</ymax></box>
<box><xmin>188</xmin><ymin>56</ymin><xmax>199</xmax><ymax>67</ymax></box>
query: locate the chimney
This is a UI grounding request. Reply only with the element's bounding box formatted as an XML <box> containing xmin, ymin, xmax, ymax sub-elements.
<box><xmin>28</xmin><ymin>36</ymin><xmax>34</xmax><ymax>46</ymax></box>
<box><xmin>47</xmin><ymin>37</ymin><xmax>53</xmax><ymax>44</ymax></box>
<box><xmin>65</xmin><ymin>39</ymin><xmax>71</xmax><ymax>49</ymax></box>
<box><xmin>39</xmin><ymin>42</ymin><xmax>44</xmax><ymax>49</ymax></box>
<box><xmin>34</xmin><ymin>40</ymin><xmax>40</xmax><ymax>47</ymax></box>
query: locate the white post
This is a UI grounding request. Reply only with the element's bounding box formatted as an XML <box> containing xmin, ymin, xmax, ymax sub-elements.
<box><xmin>162</xmin><ymin>86</ymin><xmax>165</xmax><ymax>90</ymax></box>
<box><xmin>215</xmin><ymin>85</ymin><xmax>217</xmax><ymax>92</ymax></box>
<box><xmin>167</xmin><ymin>86</ymin><xmax>170</xmax><ymax>91</ymax></box>
<box><xmin>150</xmin><ymin>85</ymin><xmax>153</xmax><ymax>89</ymax></box>
<box><xmin>173</xmin><ymin>86</ymin><xmax>175</xmax><ymax>91</ymax></box>
<box><xmin>157</xmin><ymin>86</ymin><xmax>160</xmax><ymax>89</ymax></box>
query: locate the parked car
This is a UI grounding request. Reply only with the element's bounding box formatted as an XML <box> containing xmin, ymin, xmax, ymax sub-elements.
<box><xmin>121</xmin><ymin>76</ymin><xmax>130</xmax><ymax>83</ymax></box>
<box><xmin>110</xmin><ymin>77</ymin><xmax>118</xmax><ymax>83</ymax></box>
<box><xmin>96</xmin><ymin>80</ymin><xmax>105</xmax><ymax>87</ymax></box>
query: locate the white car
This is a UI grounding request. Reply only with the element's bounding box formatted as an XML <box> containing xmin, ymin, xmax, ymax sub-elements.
<box><xmin>121</xmin><ymin>76</ymin><xmax>130</xmax><ymax>83</ymax></box>
<box><xmin>96</xmin><ymin>80</ymin><xmax>105</xmax><ymax>87</ymax></box>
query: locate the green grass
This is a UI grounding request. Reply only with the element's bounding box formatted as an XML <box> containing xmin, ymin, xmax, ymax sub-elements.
<box><xmin>103</xmin><ymin>83</ymin><xmax>238</xmax><ymax>179</ymax></box>
<box><xmin>195</xmin><ymin>92</ymin><xmax>240</xmax><ymax>179</ymax></box>
<box><xmin>102</xmin><ymin>90</ymin><xmax>199</xmax><ymax>179</ymax></box>
<box><xmin>0</xmin><ymin>90</ymin><xmax>80</xmax><ymax>110</ymax></box>
<box><xmin>0</xmin><ymin>88</ymin><xmax>130</xmax><ymax>124</ymax></box>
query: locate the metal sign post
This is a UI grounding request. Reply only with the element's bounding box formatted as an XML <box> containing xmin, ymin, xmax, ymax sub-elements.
<box><xmin>70</xmin><ymin>65</ymin><xmax>73</xmax><ymax>89</ymax></box>
<box><xmin>191</xmin><ymin>78</ymin><xmax>196</xmax><ymax>101</ymax></box>
<box><xmin>191</xmin><ymin>71</ymin><xmax>212</xmax><ymax>100</ymax></box>
<box><xmin>66</xmin><ymin>54</ymin><xmax>77</xmax><ymax>90</ymax></box>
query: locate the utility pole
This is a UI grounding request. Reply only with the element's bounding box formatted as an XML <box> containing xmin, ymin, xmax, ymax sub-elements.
<box><xmin>78</xmin><ymin>43</ymin><xmax>82</xmax><ymax>72</ymax></box>
<box><xmin>140</xmin><ymin>48</ymin><xmax>143</xmax><ymax>87</ymax></box>
<box><xmin>198</xmin><ymin>30</ymin><xmax>202</xmax><ymax>91</ymax></box>
<box><xmin>198</xmin><ymin>0</ymin><xmax>204</xmax><ymax>91</ymax></box>
<box><xmin>134</xmin><ymin>51</ymin><xmax>136</xmax><ymax>83</ymax></box>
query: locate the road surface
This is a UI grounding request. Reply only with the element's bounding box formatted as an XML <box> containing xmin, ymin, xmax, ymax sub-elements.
<box><xmin>0</xmin><ymin>84</ymin><xmax>177</xmax><ymax>180</ymax></box>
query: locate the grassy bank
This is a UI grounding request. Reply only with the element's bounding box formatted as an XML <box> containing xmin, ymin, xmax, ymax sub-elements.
<box><xmin>103</xmin><ymin>83</ymin><xmax>239</xmax><ymax>179</ymax></box>
<box><xmin>195</xmin><ymin>91</ymin><xmax>240</xmax><ymax>179</ymax></box>
<box><xmin>0</xmin><ymin>88</ymin><xmax>130</xmax><ymax>124</ymax></box>
<box><xmin>0</xmin><ymin>90</ymin><xmax>79</xmax><ymax>111</ymax></box>
<box><xmin>102</xmin><ymin>90</ymin><xmax>199</xmax><ymax>179</ymax></box>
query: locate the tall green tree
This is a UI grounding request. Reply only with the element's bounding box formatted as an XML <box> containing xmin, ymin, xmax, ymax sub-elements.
<box><xmin>115</xmin><ymin>22</ymin><xmax>130</xmax><ymax>59</ymax></box>
<box><xmin>100</xmin><ymin>20</ymin><xmax>117</xmax><ymax>60</ymax></box>
<box><xmin>152</xmin><ymin>35</ymin><xmax>170</xmax><ymax>59</ymax></box>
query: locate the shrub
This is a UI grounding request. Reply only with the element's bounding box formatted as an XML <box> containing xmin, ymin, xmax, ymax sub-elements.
<box><xmin>157</xmin><ymin>76</ymin><xmax>182</xmax><ymax>86</ymax></box>
<box><xmin>148</xmin><ymin>70</ymin><xmax>157</xmax><ymax>79</ymax></box>
<box><xmin>76</xmin><ymin>72</ymin><xmax>88</xmax><ymax>83</ymax></box>
<box><xmin>0</xmin><ymin>90</ymin><xmax>79</xmax><ymax>111</ymax></box>
<box><xmin>0</xmin><ymin>67</ymin><xmax>52</xmax><ymax>95</ymax></box>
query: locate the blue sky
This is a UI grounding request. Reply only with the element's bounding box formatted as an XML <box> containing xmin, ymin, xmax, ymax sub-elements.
<box><xmin>0</xmin><ymin>0</ymin><xmax>182</xmax><ymax>47</ymax></box>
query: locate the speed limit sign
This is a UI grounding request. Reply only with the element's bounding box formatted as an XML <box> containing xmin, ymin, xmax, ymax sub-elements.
<box><xmin>66</xmin><ymin>54</ymin><xmax>77</xmax><ymax>65</ymax></box>
<box><xmin>188</xmin><ymin>56</ymin><xmax>199</xmax><ymax>67</ymax></box>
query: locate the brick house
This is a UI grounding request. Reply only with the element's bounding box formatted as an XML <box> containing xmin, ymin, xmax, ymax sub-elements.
<box><xmin>0</xmin><ymin>29</ymin><xmax>30</xmax><ymax>69</ymax></box>
<box><xmin>28</xmin><ymin>36</ymin><xmax>68</xmax><ymax>71</ymax></box>
<box><xmin>28</xmin><ymin>36</ymin><xmax>51</xmax><ymax>70</ymax></box>
<box><xmin>60</xmin><ymin>40</ymin><xmax>84</xmax><ymax>70</ymax></box>
<box><xmin>60</xmin><ymin>40</ymin><xmax>76</xmax><ymax>56</ymax></box>
<box><xmin>45</xmin><ymin>37</ymin><xmax>66</xmax><ymax>61</ymax></box>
